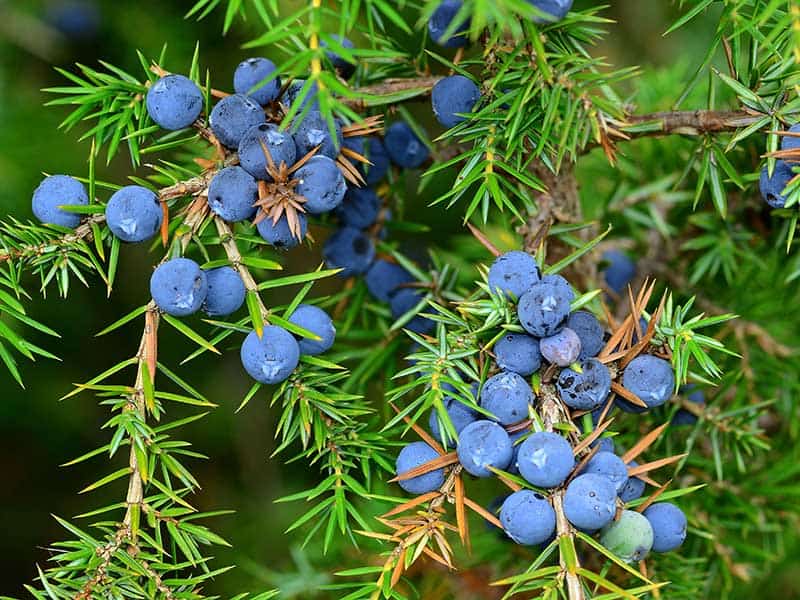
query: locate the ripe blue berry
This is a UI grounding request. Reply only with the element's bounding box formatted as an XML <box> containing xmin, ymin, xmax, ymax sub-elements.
<box><xmin>457</xmin><ymin>420</ymin><xmax>513</xmax><ymax>477</ymax></box>
<box><xmin>32</xmin><ymin>174</ymin><xmax>88</xmax><ymax>228</ymax></box>
<box><xmin>428</xmin><ymin>0</ymin><xmax>470</xmax><ymax>48</ymax></box>
<box><xmin>600</xmin><ymin>510</ymin><xmax>654</xmax><ymax>563</ymax></box>
<box><xmin>601</xmin><ymin>249</ymin><xmax>636</xmax><ymax>295</ymax></box>
<box><xmin>487</xmin><ymin>251</ymin><xmax>540</xmax><ymax>299</ymax></box>
<box><xmin>539</xmin><ymin>327</ymin><xmax>582</xmax><ymax>367</ymax></box>
<box><xmin>431</xmin><ymin>75</ymin><xmax>481</xmax><ymax>129</ymax></box>
<box><xmin>207</xmin><ymin>166</ymin><xmax>258</xmax><ymax>222</ymax></box>
<box><xmin>105</xmin><ymin>185</ymin><xmax>162</xmax><ymax>243</ymax></box>
<box><xmin>429</xmin><ymin>384</ymin><xmax>479</xmax><ymax>444</ymax></box>
<box><xmin>516</xmin><ymin>431</ymin><xmax>575</xmax><ymax>488</ymax></box>
<box><xmin>563</xmin><ymin>473</ymin><xmax>617</xmax><ymax>531</ymax></box>
<box><xmin>238</xmin><ymin>123</ymin><xmax>297</xmax><ymax>181</ymax></box>
<box><xmin>518</xmin><ymin>280</ymin><xmax>572</xmax><ymax>337</ymax></box>
<box><xmin>288</xmin><ymin>304</ymin><xmax>336</xmax><ymax>355</ymax></box>
<box><xmin>47</xmin><ymin>1</ymin><xmax>100</xmax><ymax>39</ymax></box>
<box><xmin>202</xmin><ymin>266</ymin><xmax>246</xmax><ymax>317</ymax></box>
<box><xmin>759</xmin><ymin>160</ymin><xmax>795</xmax><ymax>209</ymax></box>
<box><xmin>240</xmin><ymin>326</ymin><xmax>300</xmax><ymax>385</ymax></box>
<box><xmin>673</xmin><ymin>385</ymin><xmax>705</xmax><ymax>426</ymax></box>
<box><xmin>619</xmin><ymin>354</ymin><xmax>675</xmax><ymax>412</ymax></box>
<box><xmin>233</xmin><ymin>57</ymin><xmax>280</xmax><ymax>106</ymax></box>
<box><xmin>335</xmin><ymin>187</ymin><xmax>381</xmax><ymax>229</ymax></box>
<box><xmin>567</xmin><ymin>311</ymin><xmax>604</xmax><ymax>359</ymax></box>
<box><xmin>384</xmin><ymin>122</ymin><xmax>430</xmax><ymax>169</ymax></box>
<box><xmin>390</xmin><ymin>288</ymin><xmax>434</xmax><ymax>334</ymax></box>
<box><xmin>528</xmin><ymin>0</ymin><xmax>573</xmax><ymax>22</ymax></box>
<box><xmin>500</xmin><ymin>490</ymin><xmax>556</xmax><ymax>546</ymax></box>
<box><xmin>618</xmin><ymin>461</ymin><xmax>645</xmax><ymax>502</ymax></box>
<box><xmin>294</xmin><ymin>155</ymin><xmax>346</xmax><ymax>214</ymax></box>
<box><xmin>323</xmin><ymin>227</ymin><xmax>376</xmax><ymax>277</ymax></box>
<box><xmin>480</xmin><ymin>371</ymin><xmax>533</xmax><ymax>425</ymax></box>
<box><xmin>781</xmin><ymin>123</ymin><xmax>800</xmax><ymax>152</ymax></box>
<box><xmin>150</xmin><ymin>258</ymin><xmax>208</xmax><ymax>317</ymax></box>
<box><xmin>146</xmin><ymin>74</ymin><xmax>203</xmax><ymax>131</ymax></box>
<box><xmin>365</xmin><ymin>259</ymin><xmax>414</xmax><ymax>302</ymax></box>
<box><xmin>322</xmin><ymin>35</ymin><xmax>356</xmax><ymax>79</ymax></box>
<box><xmin>210</xmin><ymin>94</ymin><xmax>266</xmax><ymax>148</ymax></box>
<box><xmin>293</xmin><ymin>111</ymin><xmax>343</xmax><ymax>160</ymax></box>
<box><xmin>343</xmin><ymin>136</ymin><xmax>391</xmax><ymax>185</ymax></box>
<box><xmin>556</xmin><ymin>358</ymin><xmax>612</xmax><ymax>410</ymax></box>
<box><xmin>395</xmin><ymin>441</ymin><xmax>444</xmax><ymax>494</ymax></box>
<box><xmin>256</xmin><ymin>213</ymin><xmax>307</xmax><ymax>249</ymax></box>
<box><xmin>283</xmin><ymin>79</ymin><xmax>320</xmax><ymax>112</ymax></box>
<box><xmin>494</xmin><ymin>332</ymin><xmax>541</xmax><ymax>376</ymax></box>
<box><xmin>581</xmin><ymin>451</ymin><xmax>629</xmax><ymax>493</ymax></box>
<box><xmin>643</xmin><ymin>502</ymin><xmax>687</xmax><ymax>552</ymax></box>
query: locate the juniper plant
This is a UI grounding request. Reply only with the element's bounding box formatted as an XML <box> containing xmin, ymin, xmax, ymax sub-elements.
<box><xmin>0</xmin><ymin>1</ymin><xmax>798</xmax><ymax>599</ymax></box>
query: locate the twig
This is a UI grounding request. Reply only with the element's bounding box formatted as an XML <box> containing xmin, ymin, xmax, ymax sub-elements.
<box><xmin>213</xmin><ymin>216</ymin><xmax>269</xmax><ymax>320</ymax></box>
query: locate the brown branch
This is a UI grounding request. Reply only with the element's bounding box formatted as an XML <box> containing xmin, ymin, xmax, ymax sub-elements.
<box><xmin>342</xmin><ymin>76</ymin><xmax>443</xmax><ymax>108</ymax></box>
<box><xmin>616</xmin><ymin>109</ymin><xmax>760</xmax><ymax>139</ymax></box>
<box><xmin>213</xmin><ymin>216</ymin><xmax>269</xmax><ymax>320</ymax></box>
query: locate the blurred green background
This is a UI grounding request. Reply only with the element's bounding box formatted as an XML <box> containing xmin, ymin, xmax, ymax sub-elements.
<box><xmin>0</xmin><ymin>1</ymin><xmax>798</xmax><ymax>598</ymax></box>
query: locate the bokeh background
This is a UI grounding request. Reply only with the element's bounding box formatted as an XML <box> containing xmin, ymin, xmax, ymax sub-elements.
<box><xmin>0</xmin><ymin>1</ymin><xmax>797</xmax><ymax>598</ymax></box>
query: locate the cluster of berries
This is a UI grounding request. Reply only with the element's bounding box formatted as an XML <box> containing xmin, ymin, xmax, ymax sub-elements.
<box><xmin>394</xmin><ymin>250</ymin><xmax>687</xmax><ymax>563</ymax></box>
<box><xmin>759</xmin><ymin>123</ymin><xmax>800</xmax><ymax>209</ymax></box>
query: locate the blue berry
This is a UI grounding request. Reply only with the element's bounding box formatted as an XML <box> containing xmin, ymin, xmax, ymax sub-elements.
<box><xmin>256</xmin><ymin>213</ymin><xmax>307</xmax><ymax>249</ymax></box>
<box><xmin>47</xmin><ymin>1</ymin><xmax>100</xmax><ymax>39</ymax></box>
<box><xmin>210</xmin><ymin>94</ymin><xmax>266</xmax><ymax>148</ymax></box>
<box><xmin>431</xmin><ymin>75</ymin><xmax>481</xmax><ymax>129</ymax></box>
<box><xmin>500</xmin><ymin>490</ymin><xmax>556</xmax><ymax>546</ymax></box>
<box><xmin>288</xmin><ymin>304</ymin><xmax>336</xmax><ymax>355</ymax></box>
<box><xmin>283</xmin><ymin>79</ymin><xmax>319</xmax><ymax>112</ymax></box>
<box><xmin>32</xmin><ymin>174</ymin><xmax>88</xmax><ymax>228</ymax></box>
<box><xmin>540</xmin><ymin>327</ymin><xmax>582</xmax><ymax>367</ymax></box>
<box><xmin>238</xmin><ymin>123</ymin><xmax>297</xmax><ymax>181</ymax></box>
<box><xmin>429</xmin><ymin>385</ymin><xmax>479</xmax><ymax>444</ymax></box>
<box><xmin>759</xmin><ymin>160</ymin><xmax>795</xmax><ymax>209</ymax></box>
<box><xmin>365</xmin><ymin>260</ymin><xmax>414</xmax><ymax>302</ymax></box>
<box><xmin>294</xmin><ymin>155</ymin><xmax>346</xmax><ymax>214</ymax></box>
<box><xmin>541</xmin><ymin>273</ymin><xmax>575</xmax><ymax>298</ymax></box>
<box><xmin>516</xmin><ymin>431</ymin><xmax>575</xmax><ymax>488</ymax></box>
<box><xmin>322</xmin><ymin>35</ymin><xmax>356</xmax><ymax>79</ymax></box>
<box><xmin>384</xmin><ymin>122</ymin><xmax>429</xmax><ymax>169</ymax></box>
<box><xmin>146</xmin><ymin>74</ymin><xmax>203</xmax><ymax>131</ymax></box>
<box><xmin>457</xmin><ymin>420</ymin><xmax>513</xmax><ymax>477</ymax></box>
<box><xmin>293</xmin><ymin>111</ymin><xmax>343</xmax><ymax>159</ymax></box>
<box><xmin>528</xmin><ymin>0</ymin><xmax>573</xmax><ymax>22</ymax></box>
<box><xmin>567</xmin><ymin>311</ymin><xmax>604</xmax><ymax>359</ymax></box>
<box><xmin>619</xmin><ymin>355</ymin><xmax>675</xmax><ymax>412</ymax></box>
<box><xmin>601</xmin><ymin>249</ymin><xmax>636</xmax><ymax>295</ymax></box>
<box><xmin>643</xmin><ymin>502</ymin><xmax>687</xmax><ymax>553</ymax></box>
<box><xmin>203</xmin><ymin>266</ymin><xmax>246</xmax><ymax>317</ymax></box>
<box><xmin>618</xmin><ymin>461</ymin><xmax>645</xmax><ymax>503</ymax></box>
<box><xmin>581</xmin><ymin>451</ymin><xmax>629</xmax><ymax>493</ymax></box>
<box><xmin>150</xmin><ymin>258</ymin><xmax>208</xmax><ymax>317</ymax></box>
<box><xmin>395</xmin><ymin>441</ymin><xmax>444</xmax><ymax>494</ymax></box>
<box><xmin>673</xmin><ymin>385</ymin><xmax>705</xmax><ymax>426</ymax></box>
<box><xmin>600</xmin><ymin>510</ymin><xmax>654</xmax><ymax>563</ymax></box>
<box><xmin>240</xmin><ymin>326</ymin><xmax>300</xmax><ymax>384</ymax></box>
<box><xmin>335</xmin><ymin>187</ymin><xmax>381</xmax><ymax>229</ymax></box>
<box><xmin>207</xmin><ymin>166</ymin><xmax>258</xmax><ymax>222</ymax></box>
<box><xmin>323</xmin><ymin>227</ymin><xmax>376</xmax><ymax>277</ymax></box>
<box><xmin>105</xmin><ymin>185</ymin><xmax>162</xmax><ymax>243</ymax></box>
<box><xmin>563</xmin><ymin>473</ymin><xmax>617</xmax><ymax>531</ymax></box>
<box><xmin>428</xmin><ymin>0</ymin><xmax>470</xmax><ymax>48</ymax></box>
<box><xmin>233</xmin><ymin>57</ymin><xmax>280</xmax><ymax>106</ymax></box>
<box><xmin>343</xmin><ymin>136</ymin><xmax>391</xmax><ymax>185</ymax></box>
<box><xmin>487</xmin><ymin>251</ymin><xmax>540</xmax><ymax>299</ymax></box>
<box><xmin>556</xmin><ymin>358</ymin><xmax>612</xmax><ymax>410</ymax></box>
<box><xmin>480</xmin><ymin>371</ymin><xmax>533</xmax><ymax>425</ymax></box>
<box><xmin>390</xmin><ymin>288</ymin><xmax>434</xmax><ymax>334</ymax></box>
<box><xmin>518</xmin><ymin>280</ymin><xmax>572</xmax><ymax>337</ymax></box>
<box><xmin>494</xmin><ymin>332</ymin><xmax>541</xmax><ymax>376</ymax></box>
<box><xmin>780</xmin><ymin>123</ymin><xmax>800</xmax><ymax>152</ymax></box>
